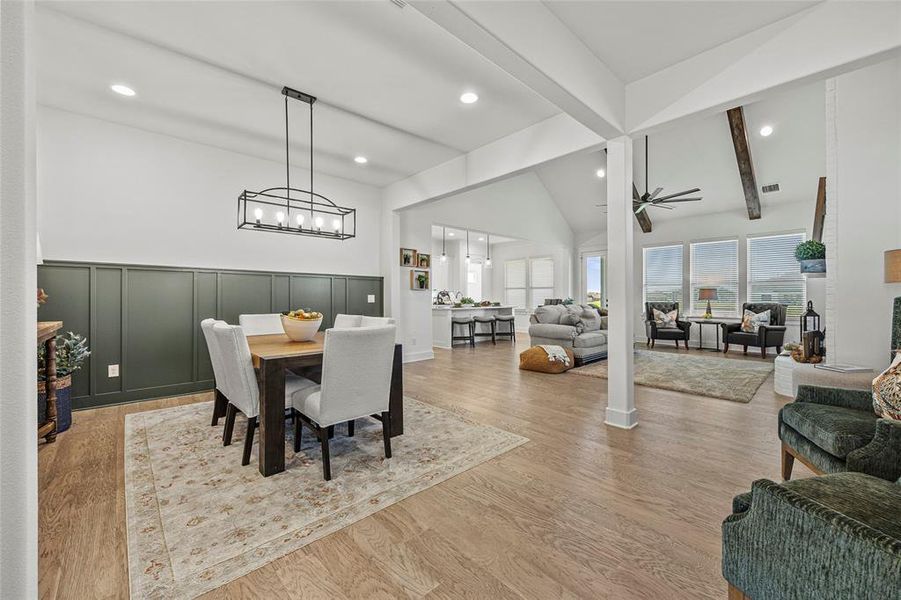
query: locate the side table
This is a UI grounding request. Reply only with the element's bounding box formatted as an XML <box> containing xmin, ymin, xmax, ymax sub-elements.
<box><xmin>688</xmin><ymin>318</ymin><xmax>727</xmax><ymax>351</ymax></box>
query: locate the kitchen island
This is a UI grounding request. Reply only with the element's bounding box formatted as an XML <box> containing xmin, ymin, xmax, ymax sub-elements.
<box><xmin>432</xmin><ymin>305</ymin><xmax>515</xmax><ymax>348</ymax></box>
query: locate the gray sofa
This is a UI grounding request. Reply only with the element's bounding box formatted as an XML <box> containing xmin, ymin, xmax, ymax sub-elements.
<box><xmin>528</xmin><ymin>304</ymin><xmax>608</xmax><ymax>366</ymax></box>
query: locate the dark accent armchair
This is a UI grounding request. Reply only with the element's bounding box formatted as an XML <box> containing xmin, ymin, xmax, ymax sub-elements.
<box><xmin>644</xmin><ymin>302</ymin><xmax>692</xmax><ymax>349</ymax></box>
<box><xmin>779</xmin><ymin>385</ymin><xmax>901</xmax><ymax>482</ymax></box>
<box><xmin>722</xmin><ymin>473</ymin><xmax>901</xmax><ymax>600</ymax></box>
<box><xmin>722</xmin><ymin>302</ymin><xmax>786</xmax><ymax>358</ymax></box>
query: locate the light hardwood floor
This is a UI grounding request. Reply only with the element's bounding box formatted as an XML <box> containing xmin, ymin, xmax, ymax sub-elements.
<box><xmin>38</xmin><ymin>338</ymin><xmax>811</xmax><ymax>599</ymax></box>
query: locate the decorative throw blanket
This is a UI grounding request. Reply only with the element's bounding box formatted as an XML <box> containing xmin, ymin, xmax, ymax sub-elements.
<box><xmin>539</xmin><ymin>344</ymin><xmax>571</xmax><ymax>366</ymax></box>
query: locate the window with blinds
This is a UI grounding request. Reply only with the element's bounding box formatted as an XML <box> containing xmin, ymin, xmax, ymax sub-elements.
<box><xmin>504</xmin><ymin>259</ymin><xmax>526</xmax><ymax>309</ymax></box>
<box><xmin>643</xmin><ymin>244</ymin><xmax>683</xmax><ymax>307</ymax></box>
<box><xmin>748</xmin><ymin>232</ymin><xmax>806</xmax><ymax>318</ymax></box>
<box><xmin>529</xmin><ymin>257</ymin><xmax>555</xmax><ymax>308</ymax></box>
<box><xmin>690</xmin><ymin>239</ymin><xmax>739</xmax><ymax>316</ymax></box>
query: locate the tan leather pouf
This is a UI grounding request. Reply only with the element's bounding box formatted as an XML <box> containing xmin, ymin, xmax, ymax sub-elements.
<box><xmin>519</xmin><ymin>346</ymin><xmax>574</xmax><ymax>374</ymax></box>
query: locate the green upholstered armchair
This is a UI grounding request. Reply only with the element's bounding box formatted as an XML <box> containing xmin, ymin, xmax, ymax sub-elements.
<box><xmin>722</xmin><ymin>473</ymin><xmax>901</xmax><ymax>599</ymax></box>
<box><xmin>779</xmin><ymin>385</ymin><xmax>901</xmax><ymax>483</ymax></box>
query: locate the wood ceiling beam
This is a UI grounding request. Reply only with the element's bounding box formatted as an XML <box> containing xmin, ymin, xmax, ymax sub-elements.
<box><xmin>812</xmin><ymin>176</ymin><xmax>826</xmax><ymax>241</ymax></box>
<box><xmin>726</xmin><ymin>106</ymin><xmax>761</xmax><ymax>220</ymax></box>
<box><xmin>632</xmin><ymin>183</ymin><xmax>652</xmax><ymax>233</ymax></box>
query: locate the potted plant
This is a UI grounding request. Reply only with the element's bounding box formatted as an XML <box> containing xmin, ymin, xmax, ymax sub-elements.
<box><xmin>38</xmin><ymin>331</ymin><xmax>90</xmax><ymax>433</ymax></box>
<box><xmin>460</xmin><ymin>296</ymin><xmax>476</xmax><ymax>307</ymax></box>
<box><xmin>416</xmin><ymin>272</ymin><xmax>428</xmax><ymax>289</ymax></box>
<box><xmin>795</xmin><ymin>240</ymin><xmax>826</xmax><ymax>275</ymax></box>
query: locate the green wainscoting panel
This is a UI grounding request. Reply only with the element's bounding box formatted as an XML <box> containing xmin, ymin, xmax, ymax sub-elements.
<box><xmin>37</xmin><ymin>261</ymin><xmax>383</xmax><ymax>409</ymax></box>
<box><xmin>93</xmin><ymin>268</ymin><xmax>123</xmax><ymax>396</ymax></box>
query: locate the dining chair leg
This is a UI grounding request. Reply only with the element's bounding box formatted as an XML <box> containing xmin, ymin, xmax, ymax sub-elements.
<box><xmin>347</xmin><ymin>419</ymin><xmax>355</xmax><ymax>437</ymax></box>
<box><xmin>241</xmin><ymin>416</ymin><xmax>257</xmax><ymax>466</ymax></box>
<box><xmin>223</xmin><ymin>403</ymin><xmax>237</xmax><ymax>446</ymax></box>
<box><xmin>491</xmin><ymin>321</ymin><xmax>496</xmax><ymax>345</ymax></box>
<box><xmin>382</xmin><ymin>411</ymin><xmax>392</xmax><ymax>459</ymax></box>
<box><xmin>320</xmin><ymin>427</ymin><xmax>332</xmax><ymax>481</ymax></box>
<box><xmin>470</xmin><ymin>322</ymin><xmax>475</xmax><ymax>347</ymax></box>
<box><xmin>211</xmin><ymin>389</ymin><xmax>228</xmax><ymax>426</ymax></box>
<box><xmin>293</xmin><ymin>409</ymin><xmax>302</xmax><ymax>453</ymax></box>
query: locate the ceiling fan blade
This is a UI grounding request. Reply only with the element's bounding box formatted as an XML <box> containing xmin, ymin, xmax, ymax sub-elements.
<box><xmin>653</xmin><ymin>188</ymin><xmax>701</xmax><ymax>202</ymax></box>
<box><xmin>634</xmin><ymin>203</ymin><xmax>649</xmax><ymax>214</ymax></box>
<box><xmin>647</xmin><ymin>187</ymin><xmax>663</xmax><ymax>201</ymax></box>
<box><xmin>650</xmin><ymin>203</ymin><xmax>674</xmax><ymax>210</ymax></box>
<box><xmin>659</xmin><ymin>197</ymin><xmax>703</xmax><ymax>203</ymax></box>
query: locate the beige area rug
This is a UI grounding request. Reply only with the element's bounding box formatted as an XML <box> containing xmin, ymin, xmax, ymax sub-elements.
<box><xmin>569</xmin><ymin>350</ymin><xmax>774</xmax><ymax>403</ymax></box>
<box><xmin>125</xmin><ymin>398</ymin><xmax>527</xmax><ymax>599</ymax></box>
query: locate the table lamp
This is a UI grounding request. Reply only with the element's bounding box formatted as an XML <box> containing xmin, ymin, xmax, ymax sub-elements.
<box><xmin>698</xmin><ymin>287</ymin><xmax>718</xmax><ymax>319</ymax></box>
<box><xmin>886</xmin><ymin>249</ymin><xmax>901</xmax><ymax>283</ymax></box>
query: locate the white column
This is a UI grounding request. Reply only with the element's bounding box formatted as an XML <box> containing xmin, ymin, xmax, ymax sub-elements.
<box><xmin>1</xmin><ymin>1</ymin><xmax>39</xmax><ymax>597</ymax></box>
<box><xmin>604</xmin><ymin>136</ymin><xmax>637</xmax><ymax>429</ymax></box>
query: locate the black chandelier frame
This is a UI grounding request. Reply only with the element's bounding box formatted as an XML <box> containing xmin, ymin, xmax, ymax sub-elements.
<box><xmin>237</xmin><ymin>86</ymin><xmax>356</xmax><ymax>240</ymax></box>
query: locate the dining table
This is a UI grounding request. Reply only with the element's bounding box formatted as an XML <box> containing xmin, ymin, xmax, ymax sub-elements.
<box><xmin>246</xmin><ymin>331</ymin><xmax>404</xmax><ymax>477</ymax></box>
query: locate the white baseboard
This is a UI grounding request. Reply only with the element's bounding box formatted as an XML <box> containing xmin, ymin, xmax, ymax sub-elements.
<box><xmin>403</xmin><ymin>350</ymin><xmax>434</xmax><ymax>363</ymax></box>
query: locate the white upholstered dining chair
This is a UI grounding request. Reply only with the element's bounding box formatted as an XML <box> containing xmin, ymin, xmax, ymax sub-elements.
<box><xmin>332</xmin><ymin>313</ymin><xmax>396</xmax><ymax>328</ymax></box>
<box><xmin>238</xmin><ymin>313</ymin><xmax>283</xmax><ymax>336</ymax></box>
<box><xmin>211</xmin><ymin>322</ymin><xmax>317</xmax><ymax>466</ymax></box>
<box><xmin>200</xmin><ymin>318</ymin><xmax>230</xmax><ymax>426</ymax></box>
<box><xmin>291</xmin><ymin>325</ymin><xmax>396</xmax><ymax>480</ymax></box>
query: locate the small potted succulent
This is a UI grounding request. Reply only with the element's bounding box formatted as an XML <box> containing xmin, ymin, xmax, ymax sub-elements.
<box><xmin>38</xmin><ymin>331</ymin><xmax>90</xmax><ymax>433</ymax></box>
<box><xmin>795</xmin><ymin>240</ymin><xmax>826</xmax><ymax>275</ymax></box>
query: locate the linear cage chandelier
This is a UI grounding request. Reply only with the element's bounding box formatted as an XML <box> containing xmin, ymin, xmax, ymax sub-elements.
<box><xmin>237</xmin><ymin>86</ymin><xmax>356</xmax><ymax>240</ymax></box>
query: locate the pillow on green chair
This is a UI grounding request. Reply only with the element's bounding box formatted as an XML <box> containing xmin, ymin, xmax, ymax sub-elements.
<box><xmin>873</xmin><ymin>353</ymin><xmax>901</xmax><ymax>420</ymax></box>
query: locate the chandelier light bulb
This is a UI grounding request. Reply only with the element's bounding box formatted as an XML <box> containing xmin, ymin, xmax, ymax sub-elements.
<box><xmin>485</xmin><ymin>257</ymin><xmax>492</xmax><ymax>267</ymax></box>
<box><xmin>332</xmin><ymin>219</ymin><xmax>341</xmax><ymax>233</ymax></box>
<box><xmin>440</xmin><ymin>253</ymin><xmax>447</xmax><ymax>262</ymax></box>
<box><xmin>314</xmin><ymin>216</ymin><xmax>324</xmax><ymax>230</ymax></box>
<box><xmin>295</xmin><ymin>214</ymin><xmax>304</xmax><ymax>228</ymax></box>
<box><xmin>275</xmin><ymin>211</ymin><xmax>285</xmax><ymax>224</ymax></box>
<box><xmin>253</xmin><ymin>207</ymin><xmax>263</xmax><ymax>224</ymax></box>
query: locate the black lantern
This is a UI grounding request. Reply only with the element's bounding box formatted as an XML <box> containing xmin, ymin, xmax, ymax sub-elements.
<box><xmin>801</xmin><ymin>301</ymin><xmax>820</xmax><ymax>338</ymax></box>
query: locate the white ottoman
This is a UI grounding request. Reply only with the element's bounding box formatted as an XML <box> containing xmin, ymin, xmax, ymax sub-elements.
<box><xmin>774</xmin><ymin>355</ymin><xmax>874</xmax><ymax>397</ymax></box>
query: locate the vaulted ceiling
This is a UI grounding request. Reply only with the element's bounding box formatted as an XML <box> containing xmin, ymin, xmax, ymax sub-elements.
<box><xmin>36</xmin><ymin>1</ymin><xmax>558</xmax><ymax>187</ymax></box>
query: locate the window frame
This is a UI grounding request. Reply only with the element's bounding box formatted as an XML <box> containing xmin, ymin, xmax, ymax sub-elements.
<box><xmin>642</xmin><ymin>243</ymin><xmax>685</xmax><ymax>310</ymax></box>
<box><xmin>503</xmin><ymin>259</ymin><xmax>527</xmax><ymax>309</ymax></box>
<box><xmin>689</xmin><ymin>237</ymin><xmax>740</xmax><ymax>317</ymax></box>
<box><xmin>746</xmin><ymin>231</ymin><xmax>807</xmax><ymax>320</ymax></box>
<box><xmin>528</xmin><ymin>256</ymin><xmax>555</xmax><ymax>309</ymax></box>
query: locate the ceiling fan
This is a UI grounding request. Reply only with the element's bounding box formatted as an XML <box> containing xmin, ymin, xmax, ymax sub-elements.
<box><xmin>595</xmin><ymin>136</ymin><xmax>703</xmax><ymax>214</ymax></box>
<box><xmin>633</xmin><ymin>135</ymin><xmax>702</xmax><ymax>214</ymax></box>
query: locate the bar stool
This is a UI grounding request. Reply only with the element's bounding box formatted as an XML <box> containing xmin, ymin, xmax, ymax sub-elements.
<box><xmin>451</xmin><ymin>316</ymin><xmax>475</xmax><ymax>348</ymax></box>
<box><xmin>473</xmin><ymin>315</ymin><xmax>496</xmax><ymax>344</ymax></box>
<box><xmin>494</xmin><ymin>314</ymin><xmax>516</xmax><ymax>343</ymax></box>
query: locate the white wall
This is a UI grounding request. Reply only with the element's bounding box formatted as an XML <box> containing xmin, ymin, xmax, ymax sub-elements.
<box><xmin>826</xmin><ymin>58</ymin><xmax>901</xmax><ymax>371</ymax></box>
<box><xmin>1</xmin><ymin>2</ymin><xmax>39</xmax><ymax>597</ymax></box>
<box><xmin>36</xmin><ymin>107</ymin><xmax>383</xmax><ymax>275</ymax></box>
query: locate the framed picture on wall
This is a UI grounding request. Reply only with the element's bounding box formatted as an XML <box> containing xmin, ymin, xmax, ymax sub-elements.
<box><xmin>417</xmin><ymin>253</ymin><xmax>431</xmax><ymax>269</ymax></box>
<box><xmin>400</xmin><ymin>248</ymin><xmax>417</xmax><ymax>266</ymax></box>
<box><xmin>410</xmin><ymin>269</ymin><xmax>430</xmax><ymax>290</ymax></box>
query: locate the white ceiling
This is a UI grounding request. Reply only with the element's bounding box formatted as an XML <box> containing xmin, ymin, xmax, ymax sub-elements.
<box><xmin>533</xmin><ymin>80</ymin><xmax>826</xmax><ymax>232</ymax></box>
<box><xmin>431</xmin><ymin>225</ymin><xmax>518</xmax><ymax>245</ymax></box>
<box><xmin>35</xmin><ymin>1</ymin><xmax>558</xmax><ymax>187</ymax></box>
<box><xmin>544</xmin><ymin>1</ymin><xmax>818</xmax><ymax>83</ymax></box>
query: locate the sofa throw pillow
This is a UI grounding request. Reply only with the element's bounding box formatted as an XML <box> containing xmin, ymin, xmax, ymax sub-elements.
<box><xmin>652</xmin><ymin>308</ymin><xmax>679</xmax><ymax>329</ymax></box>
<box><xmin>534</xmin><ymin>305</ymin><xmax>564</xmax><ymax>324</ymax></box>
<box><xmin>579</xmin><ymin>308</ymin><xmax>602</xmax><ymax>332</ymax></box>
<box><xmin>559</xmin><ymin>312</ymin><xmax>581</xmax><ymax>327</ymax></box>
<box><xmin>872</xmin><ymin>353</ymin><xmax>901</xmax><ymax>420</ymax></box>
<box><xmin>741</xmin><ymin>309</ymin><xmax>771</xmax><ymax>333</ymax></box>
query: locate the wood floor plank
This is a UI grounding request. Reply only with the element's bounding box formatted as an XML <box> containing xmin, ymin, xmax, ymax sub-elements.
<box><xmin>38</xmin><ymin>338</ymin><xmax>810</xmax><ymax>599</ymax></box>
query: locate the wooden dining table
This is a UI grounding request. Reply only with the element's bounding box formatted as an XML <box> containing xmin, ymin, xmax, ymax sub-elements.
<box><xmin>247</xmin><ymin>332</ymin><xmax>404</xmax><ymax>477</ymax></box>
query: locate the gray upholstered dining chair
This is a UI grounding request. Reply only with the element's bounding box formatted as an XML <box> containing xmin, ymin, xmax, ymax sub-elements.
<box><xmin>210</xmin><ymin>322</ymin><xmax>318</xmax><ymax>466</ymax></box>
<box><xmin>201</xmin><ymin>318</ymin><xmax>230</xmax><ymax>426</ymax></box>
<box><xmin>238</xmin><ymin>313</ymin><xmax>283</xmax><ymax>336</ymax></box>
<box><xmin>291</xmin><ymin>325</ymin><xmax>396</xmax><ymax>480</ymax></box>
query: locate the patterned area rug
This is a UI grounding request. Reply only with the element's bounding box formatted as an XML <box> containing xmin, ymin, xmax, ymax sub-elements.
<box><xmin>569</xmin><ymin>350</ymin><xmax>774</xmax><ymax>403</ymax></box>
<box><xmin>125</xmin><ymin>398</ymin><xmax>526</xmax><ymax>599</ymax></box>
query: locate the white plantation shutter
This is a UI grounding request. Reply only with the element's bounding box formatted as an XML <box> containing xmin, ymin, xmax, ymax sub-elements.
<box><xmin>643</xmin><ymin>245</ymin><xmax>683</xmax><ymax>307</ymax></box>
<box><xmin>529</xmin><ymin>257</ymin><xmax>555</xmax><ymax>308</ymax></box>
<box><xmin>690</xmin><ymin>239</ymin><xmax>739</xmax><ymax>316</ymax></box>
<box><xmin>748</xmin><ymin>233</ymin><xmax>806</xmax><ymax>318</ymax></box>
<box><xmin>504</xmin><ymin>260</ymin><xmax>526</xmax><ymax>308</ymax></box>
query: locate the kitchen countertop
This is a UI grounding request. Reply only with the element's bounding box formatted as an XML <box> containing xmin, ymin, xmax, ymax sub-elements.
<box><xmin>432</xmin><ymin>305</ymin><xmax>514</xmax><ymax>311</ymax></box>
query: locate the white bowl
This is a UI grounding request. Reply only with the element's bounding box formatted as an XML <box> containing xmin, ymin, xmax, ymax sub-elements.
<box><xmin>280</xmin><ymin>315</ymin><xmax>323</xmax><ymax>341</ymax></box>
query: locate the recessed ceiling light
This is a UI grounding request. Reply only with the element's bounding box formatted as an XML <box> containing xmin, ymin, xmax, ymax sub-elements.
<box><xmin>759</xmin><ymin>125</ymin><xmax>774</xmax><ymax>137</ymax></box>
<box><xmin>448</xmin><ymin>231</ymin><xmax>455</xmax><ymax>236</ymax></box>
<box><xmin>478</xmin><ymin>237</ymin><xmax>485</xmax><ymax>241</ymax></box>
<box><xmin>596</xmin><ymin>168</ymin><xmax>606</xmax><ymax>178</ymax></box>
<box><xmin>110</xmin><ymin>84</ymin><xmax>136</xmax><ymax>97</ymax></box>
<box><xmin>460</xmin><ymin>92</ymin><xmax>479</xmax><ymax>104</ymax></box>
<box><xmin>354</xmin><ymin>156</ymin><xmax>368</xmax><ymax>164</ymax></box>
